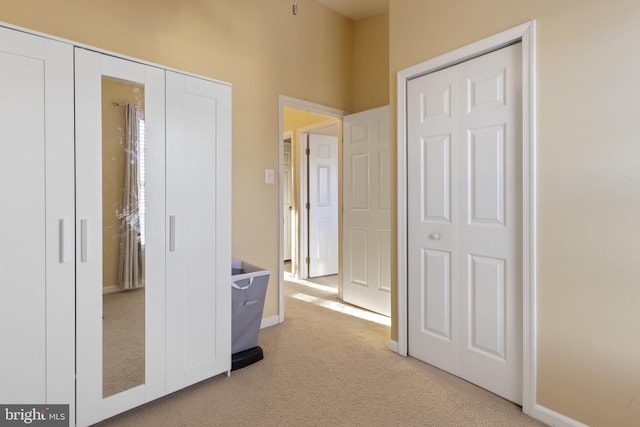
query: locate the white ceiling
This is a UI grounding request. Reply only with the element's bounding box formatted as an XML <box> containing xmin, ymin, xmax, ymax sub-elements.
<box><xmin>313</xmin><ymin>0</ymin><xmax>389</xmax><ymax>21</ymax></box>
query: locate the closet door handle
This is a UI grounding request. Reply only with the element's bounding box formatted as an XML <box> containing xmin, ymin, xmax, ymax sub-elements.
<box><xmin>81</xmin><ymin>219</ymin><xmax>88</xmax><ymax>262</ymax></box>
<box><xmin>59</xmin><ymin>217</ymin><xmax>72</xmax><ymax>263</ymax></box>
<box><xmin>169</xmin><ymin>215</ymin><xmax>176</xmax><ymax>252</ymax></box>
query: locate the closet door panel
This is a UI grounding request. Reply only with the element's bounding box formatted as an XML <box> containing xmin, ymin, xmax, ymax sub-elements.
<box><xmin>44</xmin><ymin>38</ymin><xmax>76</xmax><ymax>418</ymax></box>
<box><xmin>140</xmin><ymin>65</ymin><xmax>167</xmax><ymax>404</ymax></box>
<box><xmin>165</xmin><ymin>71</ymin><xmax>231</xmax><ymax>392</ymax></box>
<box><xmin>0</xmin><ymin>28</ymin><xmax>74</xmax><ymax>419</ymax></box>
<box><xmin>75</xmin><ymin>48</ymin><xmax>166</xmax><ymax>426</ymax></box>
<box><xmin>0</xmin><ymin>30</ymin><xmax>46</xmax><ymax>404</ymax></box>
<box><xmin>0</xmin><ymin>29</ymin><xmax>47</xmax><ymax>404</ymax></box>
<box><xmin>75</xmin><ymin>49</ymin><xmax>105</xmax><ymax>423</ymax></box>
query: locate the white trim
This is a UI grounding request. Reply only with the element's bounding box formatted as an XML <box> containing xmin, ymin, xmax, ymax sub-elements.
<box><xmin>520</xmin><ymin>21</ymin><xmax>538</xmax><ymax>418</ymax></box>
<box><xmin>260</xmin><ymin>315</ymin><xmax>281</xmax><ymax>330</ymax></box>
<box><xmin>298</xmin><ymin>130</ymin><xmax>309</xmax><ymax>280</ymax></box>
<box><xmin>387</xmin><ymin>340</ymin><xmax>399</xmax><ymax>353</ymax></box>
<box><xmin>532</xmin><ymin>405</ymin><xmax>589</xmax><ymax>427</ymax></box>
<box><xmin>397</xmin><ymin>20</ymin><xmax>546</xmax><ymax>423</ymax></box>
<box><xmin>279</xmin><ymin>95</ymin><xmax>346</xmax><ymax>118</ymax></box>
<box><xmin>278</xmin><ymin>107</ymin><xmax>286</xmax><ymax>324</ymax></box>
<box><xmin>397</xmin><ymin>70</ymin><xmax>408</xmax><ymax>358</ymax></box>
<box><xmin>278</xmin><ymin>95</ymin><xmax>347</xmax><ymax>325</ymax></box>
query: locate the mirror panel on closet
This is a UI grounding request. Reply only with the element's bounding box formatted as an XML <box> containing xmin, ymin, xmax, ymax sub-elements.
<box><xmin>101</xmin><ymin>77</ymin><xmax>146</xmax><ymax>398</ymax></box>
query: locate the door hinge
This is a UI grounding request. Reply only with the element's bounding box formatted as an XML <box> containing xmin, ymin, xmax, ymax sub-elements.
<box><xmin>305</xmin><ymin>147</ymin><xmax>310</xmax><ymax>155</ymax></box>
<box><xmin>305</xmin><ymin>256</ymin><xmax>310</xmax><ymax>264</ymax></box>
<box><xmin>306</xmin><ymin>202</ymin><xmax>310</xmax><ymax>210</ymax></box>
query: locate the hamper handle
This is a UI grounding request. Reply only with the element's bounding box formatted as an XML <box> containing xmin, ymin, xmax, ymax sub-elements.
<box><xmin>232</xmin><ymin>276</ymin><xmax>254</xmax><ymax>290</ymax></box>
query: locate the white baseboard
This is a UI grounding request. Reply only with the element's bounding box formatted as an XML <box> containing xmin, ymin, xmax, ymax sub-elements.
<box><xmin>387</xmin><ymin>340</ymin><xmax>399</xmax><ymax>353</ymax></box>
<box><xmin>103</xmin><ymin>285</ymin><xmax>120</xmax><ymax>294</ymax></box>
<box><xmin>532</xmin><ymin>404</ymin><xmax>587</xmax><ymax>427</ymax></box>
<box><xmin>260</xmin><ymin>315</ymin><xmax>281</xmax><ymax>329</ymax></box>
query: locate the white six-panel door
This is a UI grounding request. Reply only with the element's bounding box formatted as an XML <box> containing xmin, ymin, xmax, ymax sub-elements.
<box><xmin>308</xmin><ymin>134</ymin><xmax>339</xmax><ymax>277</ymax></box>
<box><xmin>342</xmin><ymin>106</ymin><xmax>391</xmax><ymax>316</ymax></box>
<box><xmin>407</xmin><ymin>43</ymin><xmax>523</xmax><ymax>403</ymax></box>
<box><xmin>0</xmin><ymin>28</ymin><xmax>75</xmax><ymax>421</ymax></box>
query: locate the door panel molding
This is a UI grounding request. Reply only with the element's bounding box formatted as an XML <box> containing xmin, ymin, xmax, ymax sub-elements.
<box><xmin>397</xmin><ymin>20</ymin><xmax>539</xmax><ymax>420</ymax></box>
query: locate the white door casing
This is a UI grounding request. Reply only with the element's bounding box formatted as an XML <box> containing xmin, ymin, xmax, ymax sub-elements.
<box><xmin>407</xmin><ymin>43</ymin><xmax>523</xmax><ymax>404</ymax></box>
<box><xmin>342</xmin><ymin>106</ymin><xmax>392</xmax><ymax>316</ymax></box>
<box><xmin>0</xmin><ymin>28</ymin><xmax>75</xmax><ymax>421</ymax></box>
<box><xmin>308</xmin><ymin>133</ymin><xmax>339</xmax><ymax>277</ymax></box>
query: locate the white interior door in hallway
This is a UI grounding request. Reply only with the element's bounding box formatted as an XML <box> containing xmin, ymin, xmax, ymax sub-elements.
<box><xmin>308</xmin><ymin>133</ymin><xmax>339</xmax><ymax>277</ymax></box>
<box><xmin>283</xmin><ymin>138</ymin><xmax>293</xmax><ymax>261</ymax></box>
<box><xmin>342</xmin><ymin>106</ymin><xmax>391</xmax><ymax>316</ymax></box>
<box><xmin>407</xmin><ymin>43</ymin><xmax>523</xmax><ymax>404</ymax></box>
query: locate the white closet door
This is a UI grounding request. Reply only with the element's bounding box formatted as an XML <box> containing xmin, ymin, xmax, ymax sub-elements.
<box><xmin>75</xmin><ymin>48</ymin><xmax>166</xmax><ymax>426</ymax></box>
<box><xmin>407</xmin><ymin>43</ymin><xmax>523</xmax><ymax>404</ymax></box>
<box><xmin>165</xmin><ymin>71</ymin><xmax>232</xmax><ymax>392</ymax></box>
<box><xmin>0</xmin><ymin>27</ymin><xmax>75</xmax><ymax>418</ymax></box>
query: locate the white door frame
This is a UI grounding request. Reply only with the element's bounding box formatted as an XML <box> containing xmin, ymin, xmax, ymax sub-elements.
<box><xmin>278</xmin><ymin>95</ymin><xmax>345</xmax><ymax>323</ymax></box>
<box><xmin>397</xmin><ymin>21</ymin><xmax>538</xmax><ymax>418</ymax></box>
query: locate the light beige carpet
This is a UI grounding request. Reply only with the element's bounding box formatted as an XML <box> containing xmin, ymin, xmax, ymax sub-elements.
<box><xmin>95</xmin><ymin>279</ymin><xmax>544</xmax><ymax>426</ymax></box>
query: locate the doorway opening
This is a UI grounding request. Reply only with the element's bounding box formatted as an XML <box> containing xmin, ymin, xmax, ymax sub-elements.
<box><xmin>277</xmin><ymin>96</ymin><xmax>345</xmax><ymax>323</ymax></box>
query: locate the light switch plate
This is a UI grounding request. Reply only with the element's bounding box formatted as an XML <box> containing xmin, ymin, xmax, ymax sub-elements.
<box><xmin>265</xmin><ymin>169</ymin><xmax>275</xmax><ymax>184</ymax></box>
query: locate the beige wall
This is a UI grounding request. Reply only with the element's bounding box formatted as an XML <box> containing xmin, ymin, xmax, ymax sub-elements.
<box><xmin>352</xmin><ymin>13</ymin><xmax>389</xmax><ymax>111</ymax></box>
<box><xmin>0</xmin><ymin>0</ymin><xmax>354</xmax><ymax>320</ymax></box>
<box><xmin>390</xmin><ymin>1</ymin><xmax>640</xmax><ymax>425</ymax></box>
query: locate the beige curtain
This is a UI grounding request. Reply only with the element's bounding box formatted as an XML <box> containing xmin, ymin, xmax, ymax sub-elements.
<box><xmin>118</xmin><ymin>104</ymin><xmax>145</xmax><ymax>289</ymax></box>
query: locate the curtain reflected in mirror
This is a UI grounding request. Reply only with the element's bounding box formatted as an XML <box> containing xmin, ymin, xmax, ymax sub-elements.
<box><xmin>102</xmin><ymin>77</ymin><xmax>146</xmax><ymax>398</ymax></box>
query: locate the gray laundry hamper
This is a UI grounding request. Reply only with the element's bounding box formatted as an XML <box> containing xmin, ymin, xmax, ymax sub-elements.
<box><xmin>231</xmin><ymin>260</ymin><xmax>270</xmax><ymax>370</ymax></box>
